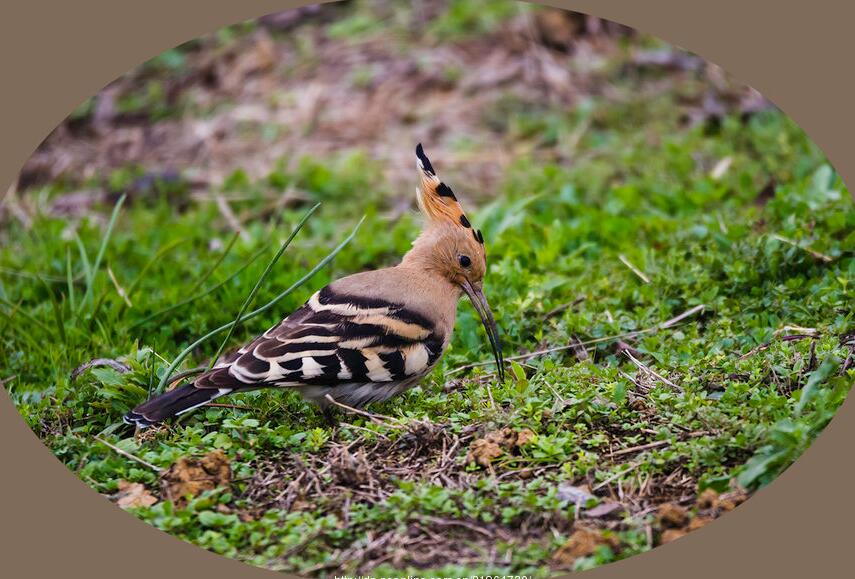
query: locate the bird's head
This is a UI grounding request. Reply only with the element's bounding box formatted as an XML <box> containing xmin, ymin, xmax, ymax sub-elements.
<box><xmin>402</xmin><ymin>143</ymin><xmax>504</xmax><ymax>381</ymax></box>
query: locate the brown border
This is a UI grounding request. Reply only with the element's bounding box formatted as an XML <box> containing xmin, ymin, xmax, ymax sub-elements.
<box><xmin>1</xmin><ymin>1</ymin><xmax>853</xmax><ymax>578</ymax></box>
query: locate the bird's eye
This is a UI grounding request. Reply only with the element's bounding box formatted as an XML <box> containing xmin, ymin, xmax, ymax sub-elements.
<box><xmin>458</xmin><ymin>255</ymin><xmax>472</xmax><ymax>268</ymax></box>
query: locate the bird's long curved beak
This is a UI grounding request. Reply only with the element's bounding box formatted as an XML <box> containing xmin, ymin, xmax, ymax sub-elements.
<box><xmin>460</xmin><ymin>280</ymin><xmax>505</xmax><ymax>382</ymax></box>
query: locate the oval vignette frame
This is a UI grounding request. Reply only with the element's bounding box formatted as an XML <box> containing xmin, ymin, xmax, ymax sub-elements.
<box><xmin>0</xmin><ymin>1</ymin><xmax>853</xmax><ymax>579</ymax></box>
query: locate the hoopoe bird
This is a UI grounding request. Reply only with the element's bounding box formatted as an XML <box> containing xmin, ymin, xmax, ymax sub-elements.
<box><xmin>124</xmin><ymin>144</ymin><xmax>504</xmax><ymax>427</ymax></box>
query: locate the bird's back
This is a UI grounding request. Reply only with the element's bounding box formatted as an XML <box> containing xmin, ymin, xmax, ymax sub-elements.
<box><xmin>192</xmin><ymin>265</ymin><xmax>461</xmax><ymax>406</ymax></box>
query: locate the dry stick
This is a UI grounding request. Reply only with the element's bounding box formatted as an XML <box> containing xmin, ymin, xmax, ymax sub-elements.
<box><xmin>611</xmin><ymin>431</ymin><xmax>708</xmax><ymax>458</ymax></box>
<box><xmin>107</xmin><ymin>265</ymin><xmax>132</xmax><ymax>308</ymax></box>
<box><xmin>419</xmin><ymin>515</ymin><xmax>495</xmax><ymax>539</ymax></box>
<box><xmin>188</xmin><ymin>231</ymin><xmax>240</xmax><ymax>294</ymax></box>
<box><xmin>338</xmin><ymin>422</ymin><xmax>392</xmax><ymax>441</ymax></box>
<box><xmin>738</xmin><ymin>331</ymin><xmax>818</xmax><ymax>360</ymax></box>
<box><xmin>93</xmin><ymin>436</ymin><xmax>160</xmax><ymax>472</ymax></box>
<box><xmin>449</xmin><ymin>303</ymin><xmax>707</xmax><ymax>375</ymax></box>
<box><xmin>660</xmin><ymin>304</ymin><xmax>705</xmax><ymax>329</ymax></box>
<box><xmin>618</xmin><ymin>254</ymin><xmax>651</xmax><ymax>283</ymax></box>
<box><xmin>624</xmin><ymin>350</ymin><xmax>682</xmax><ymax>392</ymax></box>
<box><xmin>71</xmin><ymin>358</ymin><xmax>131</xmax><ymax>381</ymax></box>
<box><xmin>205</xmin><ymin>403</ymin><xmax>254</xmax><ymax>411</ymax></box>
<box><xmin>323</xmin><ymin>394</ymin><xmax>402</xmax><ymax>427</ymax></box>
<box><xmin>543</xmin><ymin>296</ymin><xmax>586</xmax><ymax>319</ymax></box>
<box><xmin>610</xmin><ymin>439</ymin><xmax>671</xmax><ymax>457</ymax></box>
<box><xmin>214</xmin><ymin>191</ymin><xmax>250</xmax><ymax>242</ymax></box>
<box><xmin>771</xmin><ymin>234</ymin><xmax>833</xmax><ymax>263</ymax></box>
<box><xmin>617</xmin><ymin>369</ymin><xmax>648</xmax><ymax>394</ymax></box>
<box><xmin>593</xmin><ymin>462</ymin><xmax>642</xmax><ymax>491</ymax></box>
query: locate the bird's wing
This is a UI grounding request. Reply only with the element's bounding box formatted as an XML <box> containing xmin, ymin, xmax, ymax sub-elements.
<box><xmin>193</xmin><ymin>285</ymin><xmax>445</xmax><ymax>391</ymax></box>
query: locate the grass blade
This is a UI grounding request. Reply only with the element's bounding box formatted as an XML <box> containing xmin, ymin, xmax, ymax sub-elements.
<box><xmin>0</xmin><ymin>296</ymin><xmax>52</xmax><ymax>335</ymax></box>
<box><xmin>74</xmin><ymin>234</ymin><xmax>92</xmax><ymax>290</ymax></box>
<box><xmin>153</xmin><ymin>212</ymin><xmax>364</xmax><ymax>395</ymax></box>
<box><xmin>0</xmin><ymin>266</ymin><xmax>79</xmax><ymax>283</ymax></box>
<box><xmin>79</xmin><ymin>194</ymin><xmax>126</xmax><ymax>314</ymax></box>
<box><xmin>39</xmin><ymin>276</ymin><xmax>66</xmax><ymax>344</ymax></box>
<box><xmin>116</xmin><ymin>237</ymin><xmax>189</xmax><ymax>318</ymax></box>
<box><xmin>66</xmin><ymin>247</ymin><xmax>76</xmax><ymax>312</ymax></box>
<box><xmin>189</xmin><ymin>230</ymin><xmax>240</xmax><ymax>294</ymax></box>
<box><xmin>207</xmin><ymin>203</ymin><xmax>320</xmax><ymax>369</ymax></box>
<box><xmin>128</xmin><ymin>241</ymin><xmax>271</xmax><ymax>331</ymax></box>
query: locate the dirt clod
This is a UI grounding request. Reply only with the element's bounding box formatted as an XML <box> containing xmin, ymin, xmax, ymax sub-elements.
<box><xmin>466</xmin><ymin>428</ymin><xmax>536</xmax><ymax>467</ymax></box>
<box><xmin>657</xmin><ymin>503</ymin><xmax>689</xmax><ymax>528</ymax></box>
<box><xmin>696</xmin><ymin>488</ymin><xmax>719</xmax><ymax>509</ymax></box>
<box><xmin>114</xmin><ymin>480</ymin><xmax>158</xmax><ymax>509</ymax></box>
<box><xmin>515</xmin><ymin>428</ymin><xmax>536</xmax><ymax>447</ymax></box>
<box><xmin>688</xmin><ymin>515</ymin><xmax>714</xmax><ymax>531</ymax></box>
<box><xmin>660</xmin><ymin>528</ymin><xmax>688</xmax><ymax>544</ymax></box>
<box><xmin>330</xmin><ymin>447</ymin><xmax>372</xmax><ymax>487</ymax></box>
<box><xmin>160</xmin><ymin>449</ymin><xmax>231</xmax><ymax>505</ymax></box>
<box><xmin>552</xmin><ymin>527</ymin><xmax>619</xmax><ymax>568</ymax></box>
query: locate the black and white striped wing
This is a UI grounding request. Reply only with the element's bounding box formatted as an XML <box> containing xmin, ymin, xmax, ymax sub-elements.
<box><xmin>193</xmin><ymin>286</ymin><xmax>445</xmax><ymax>392</ymax></box>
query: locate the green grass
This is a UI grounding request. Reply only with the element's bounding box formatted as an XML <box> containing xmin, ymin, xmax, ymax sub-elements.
<box><xmin>2</xmin><ymin>1</ymin><xmax>854</xmax><ymax>576</ymax></box>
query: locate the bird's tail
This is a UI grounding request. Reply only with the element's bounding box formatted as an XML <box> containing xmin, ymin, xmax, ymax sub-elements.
<box><xmin>123</xmin><ymin>384</ymin><xmax>228</xmax><ymax>428</ymax></box>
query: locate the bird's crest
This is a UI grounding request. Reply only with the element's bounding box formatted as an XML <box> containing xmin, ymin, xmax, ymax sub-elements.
<box><xmin>415</xmin><ymin>144</ymin><xmax>484</xmax><ymax>245</ymax></box>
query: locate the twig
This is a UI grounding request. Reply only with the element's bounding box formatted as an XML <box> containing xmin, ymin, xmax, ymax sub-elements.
<box><xmin>593</xmin><ymin>462</ymin><xmax>641</xmax><ymax>491</ymax></box>
<box><xmin>107</xmin><ymin>265</ymin><xmax>132</xmax><ymax>307</ymax></box>
<box><xmin>618</xmin><ymin>254</ymin><xmax>651</xmax><ymax>283</ymax></box>
<box><xmin>610</xmin><ymin>431</ymin><xmax>709</xmax><ymax>458</ymax></box>
<box><xmin>214</xmin><ymin>191</ymin><xmax>250</xmax><ymax>242</ymax></box>
<box><xmin>771</xmin><ymin>234</ymin><xmax>833</xmax><ymax>263</ymax></box>
<box><xmin>738</xmin><ymin>331</ymin><xmax>818</xmax><ymax>360</ymax></box>
<box><xmin>93</xmin><ymin>436</ymin><xmax>160</xmax><ymax>472</ymax></box>
<box><xmin>71</xmin><ymin>358</ymin><xmax>131</xmax><ymax>381</ymax></box>
<box><xmin>610</xmin><ymin>439</ymin><xmax>671</xmax><ymax>457</ymax></box>
<box><xmin>419</xmin><ymin>515</ymin><xmax>496</xmax><ymax>539</ymax></box>
<box><xmin>323</xmin><ymin>394</ymin><xmax>402</xmax><ymax>427</ymax></box>
<box><xmin>624</xmin><ymin>350</ymin><xmax>682</xmax><ymax>392</ymax></box>
<box><xmin>660</xmin><ymin>304</ymin><xmax>705</xmax><ymax>329</ymax></box>
<box><xmin>449</xmin><ymin>303</ymin><xmax>707</xmax><ymax>375</ymax></box>
<box><xmin>205</xmin><ymin>403</ymin><xmax>254</xmax><ymax>411</ymax></box>
<box><xmin>337</xmin><ymin>422</ymin><xmax>391</xmax><ymax>441</ymax></box>
<box><xmin>618</xmin><ymin>369</ymin><xmax>648</xmax><ymax>394</ymax></box>
<box><xmin>486</xmin><ymin>381</ymin><xmax>496</xmax><ymax>409</ymax></box>
<box><xmin>544</xmin><ymin>296</ymin><xmax>585</xmax><ymax>319</ymax></box>
<box><xmin>774</xmin><ymin>325</ymin><xmax>819</xmax><ymax>337</ymax></box>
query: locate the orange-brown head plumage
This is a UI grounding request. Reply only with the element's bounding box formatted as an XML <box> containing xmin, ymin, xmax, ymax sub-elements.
<box><xmin>405</xmin><ymin>143</ymin><xmax>487</xmax><ymax>287</ymax></box>
<box><xmin>401</xmin><ymin>143</ymin><xmax>503</xmax><ymax>381</ymax></box>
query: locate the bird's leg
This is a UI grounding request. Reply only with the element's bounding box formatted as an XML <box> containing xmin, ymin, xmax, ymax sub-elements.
<box><xmin>321</xmin><ymin>405</ymin><xmax>339</xmax><ymax>428</ymax></box>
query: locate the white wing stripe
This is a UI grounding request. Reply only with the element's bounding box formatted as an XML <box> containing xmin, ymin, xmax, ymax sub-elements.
<box><xmin>404</xmin><ymin>344</ymin><xmax>430</xmax><ymax>375</ymax></box>
<box><xmin>300</xmin><ymin>357</ymin><xmax>324</xmax><ymax>378</ymax></box>
<box><xmin>364</xmin><ymin>351</ymin><xmax>392</xmax><ymax>382</ymax></box>
<box><xmin>308</xmin><ymin>291</ymin><xmax>392</xmax><ymax>317</ymax></box>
